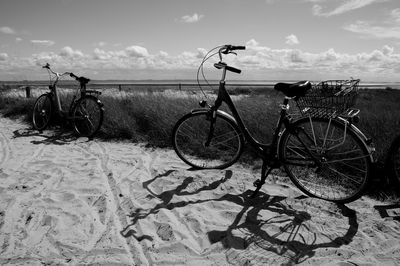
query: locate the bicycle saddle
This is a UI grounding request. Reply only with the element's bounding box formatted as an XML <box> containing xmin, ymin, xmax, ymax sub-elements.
<box><xmin>274</xmin><ymin>80</ymin><xmax>311</xmax><ymax>98</ymax></box>
<box><xmin>77</xmin><ymin>76</ymin><xmax>90</xmax><ymax>85</ymax></box>
<box><xmin>70</xmin><ymin>72</ymin><xmax>90</xmax><ymax>85</ymax></box>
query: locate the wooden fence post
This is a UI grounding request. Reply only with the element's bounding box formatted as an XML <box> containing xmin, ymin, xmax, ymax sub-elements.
<box><xmin>25</xmin><ymin>86</ymin><xmax>31</xmax><ymax>98</ymax></box>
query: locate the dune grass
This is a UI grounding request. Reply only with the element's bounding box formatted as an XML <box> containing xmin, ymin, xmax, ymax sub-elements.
<box><xmin>1</xmin><ymin>85</ymin><xmax>400</xmax><ymax>199</ymax></box>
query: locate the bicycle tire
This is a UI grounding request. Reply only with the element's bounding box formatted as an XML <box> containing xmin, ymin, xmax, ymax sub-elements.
<box><xmin>172</xmin><ymin>110</ymin><xmax>244</xmax><ymax>169</ymax></box>
<box><xmin>386</xmin><ymin>135</ymin><xmax>400</xmax><ymax>187</ymax></box>
<box><xmin>32</xmin><ymin>93</ymin><xmax>53</xmax><ymax>131</ymax></box>
<box><xmin>72</xmin><ymin>96</ymin><xmax>104</xmax><ymax>138</ymax></box>
<box><xmin>279</xmin><ymin>116</ymin><xmax>371</xmax><ymax>203</ymax></box>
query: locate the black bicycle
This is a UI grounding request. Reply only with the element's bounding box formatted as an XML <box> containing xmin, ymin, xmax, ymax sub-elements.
<box><xmin>172</xmin><ymin>45</ymin><xmax>375</xmax><ymax>203</ymax></box>
<box><xmin>32</xmin><ymin>63</ymin><xmax>104</xmax><ymax>138</ymax></box>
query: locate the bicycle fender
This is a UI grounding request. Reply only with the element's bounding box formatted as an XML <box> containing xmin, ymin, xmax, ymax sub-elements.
<box><xmin>84</xmin><ymin>94</ymin><xmax>104</xmax><ymax>108</ymax></box>
<box><xmin>337</xmin><ymin>117</ymin><xmax>376</xmax><ymax>162</ymax></box>
<box><xmin>277</xmin><ymin>117</ymin><xmax>375</xmax><ymax>163</ymax></box>
<box><xmin>190</xmin><ymin>109</ymin><xmax>238</xmax><ymax>125</ymax></box>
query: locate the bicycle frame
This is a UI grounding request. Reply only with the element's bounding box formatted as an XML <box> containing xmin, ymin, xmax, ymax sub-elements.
<box><xmin>45</xmin><ymin>65</ymin><xmax>92</xmax><ymax>116</ymax></box>
<box><xmin>210</xmin><ymin>67</ymin><xmax>292</xmax><ymax>160</ymax></box>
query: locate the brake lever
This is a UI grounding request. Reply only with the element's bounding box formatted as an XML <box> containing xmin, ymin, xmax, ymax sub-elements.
<box><xmin>221</xmin><ymin>49</ymin><xmax>229</xmax><ymax>55</ymax></box>
<box><xmin>229</xmin><ymin>51</ymin><xmax>237</xmax><ymax>56</ymax></box>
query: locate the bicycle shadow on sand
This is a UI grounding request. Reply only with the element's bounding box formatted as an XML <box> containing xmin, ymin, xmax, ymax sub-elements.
<box><xmin>120</xmin><ymin>169</ymin><xmax>234</xmax><ymax>242</ymax></box>
<box><xmin>374</xmin><ymin>204</ymin><xmax>400</xmax><ymax>222</ymax></box>
<box><xmin>12</xmin><ymin>127</ymin><xmax>91</xmax><ymax>145</ymax></box>
<box><xmin>120</xmin><ymin>169</ymin><xmax>358</xmax><ymax>265</ymax></box>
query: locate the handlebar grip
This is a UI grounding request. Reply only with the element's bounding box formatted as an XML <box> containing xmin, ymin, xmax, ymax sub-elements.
<box><xmin>231</xmin><ymin>46</ymin><xmax>246</xmax><ymax>50</ymax></box>
<box><xmin>70</xmin><ymin>72</ymin><xmax>78</xmax><ymax>79</ymax></box>
<box><xmin>225</xmin><ymin>66</ymin><xmax>241</xmax><ymax>74</ymax></box>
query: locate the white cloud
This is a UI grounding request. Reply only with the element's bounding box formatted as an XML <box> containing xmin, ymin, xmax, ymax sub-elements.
<box><xmin>246</xmin><ymin>39</ymin><xmax>260</xmax><ymax>47</ymax></box>
<box><xmin>312</xmin><ymin>0</ymin><xmax>388</xmax><ymax>17</ymax></box>
<box><xmin>94</xmin><ymin>41</ymin><xmax>107</xmax><ymax>47</ymax></box>
<box><xmin>1</xmin><ymin>40</ymin><xmax>400</xmax><ymax>81</ymax></box>
<box><xmin>235</xmin><ymin>39</ymin><xmax>400</xmax><ymax>80</ymax></box>
<box><xmin>93</xmin><ymin>48</ymin><xmax>126</xmax><ymax>60</ymax></box>
<box><xmin>344</xmin><ymin>8</ymin><xmax>400</xmax><ymax>39</ymax></box>
<box><xmin>382</xmin><ymin>45</ymin><xmax>394</xmax><ymax>55</ymax></box>
<box><xmin>285</xmin><ymin>34</ymin><xmax>299</xmax><ymax>45</ymax></box>
<box><xmin>344</xmin><ymin>21</ymin><xmax>400</xmax><ymax>39</ymax></box>
<box><xmin>60</xmin><ymin>46</ymin><xmax>84</xmax><ymax>58</ymax></box>
<box><xmin>391</xmin><ymin>8</ymin><xmax>400</xmax><ymax>22</ymax></box>
<box><xmin>31</xmin><ymin>40</ymin><xmax>55</xmax><ymax>46</ymax></box>
<box><xmin>0</xmin><ymin>53</ymin><xmax>8</xmax><ymax>61</ymax></box>
<box><xmin>179</xmin><ymin>13</ymin><xmax>204</xmax><ymax>23</ymax></box>
<box><xmin>125</xmin><ymin>45</ymin><xmax>149</xmax><ymax>57</ymax></box>
<box><xmin>159</xmin><ymin>51</ymin><xmax>169</xmax><ymax>57</ymax></box>
<box><xmin>0</xmin><ymin>26</ymin><xmax>15</xmax><ymax>34</ymax></box>
<box><xmin>16</xmin><ymin>37</ymin><xmax>23</xmax><ymax>42</ymax></box>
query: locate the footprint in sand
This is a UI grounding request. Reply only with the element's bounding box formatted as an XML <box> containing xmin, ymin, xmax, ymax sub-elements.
<box><xmin>92</xmin><ymin>195</ymin><xmax>107</xmax><ymax>224</ymax></box>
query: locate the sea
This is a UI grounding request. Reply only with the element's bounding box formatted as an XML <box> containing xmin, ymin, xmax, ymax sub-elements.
<box><xmin>1</xmin><ymin>79</ymin><xmax>400</xmax><ymax>89</ymax></box>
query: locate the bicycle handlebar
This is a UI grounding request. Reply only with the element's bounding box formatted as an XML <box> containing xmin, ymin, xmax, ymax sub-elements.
<box><xmin>217</xmin><ymin>45</ymin><xmax>246</xmax><ymax>74</ymax></box>
<box><xmin>42</xmin><ymin>63</ymin><xmax>90</xmax><ymax>84</ymax></box>
<box><xmin>70</xmin><ymin>72</ymin><xmax>90</xmax><ymax>84</ymax></box>
<box><xmin>69</xmin><ymin>72</ymin><xmax>78</xmax><ymax>79</ymax></box>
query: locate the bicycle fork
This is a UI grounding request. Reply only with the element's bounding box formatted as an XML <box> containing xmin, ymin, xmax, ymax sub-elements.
<box><xmin>204</xmin><ymin>110</ymin><xmax>217</xmax><ymax>147</ymax></box>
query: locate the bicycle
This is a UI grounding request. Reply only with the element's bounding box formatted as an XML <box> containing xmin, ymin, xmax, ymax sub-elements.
<box><xmin>172</xmin><ymin>45</ymin><xmax>375</xmax><ymax>203</ymax></box>
<box><xmin>32</xmin><ymin>63</ymin><xmax>104</xmax><ymax>138</ymax></box>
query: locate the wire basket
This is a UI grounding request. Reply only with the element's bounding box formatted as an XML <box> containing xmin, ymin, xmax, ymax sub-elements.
<box><xmin>296</xmin><ymin>79</ymin><xmax>360</xmax><ymax>118</ymax></box>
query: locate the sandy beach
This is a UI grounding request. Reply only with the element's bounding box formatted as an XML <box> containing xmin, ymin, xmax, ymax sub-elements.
<box><xmin>1</xmin><ymin>115</ymin><xmax>400</xmax><ymax>265</ymax></box>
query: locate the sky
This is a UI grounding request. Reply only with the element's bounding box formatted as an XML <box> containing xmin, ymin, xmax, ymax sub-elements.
<box><xmin>0</xmin><ymin>0</ymin><xmax>400</xmax><ymax>81</ymax></box>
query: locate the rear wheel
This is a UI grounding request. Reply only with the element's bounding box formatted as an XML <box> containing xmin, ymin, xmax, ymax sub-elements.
<box><xmin>32</xmin><ymin>94</ymin><xmax>53</xmax><ymax>131</ymax></box>
<box><xmin>172</xmin><ymin>111</ymin><xmax>244</xmax><ymax>169</ymax></box>
<box><xmin>279</xmin><ymin>116</ymin><xmax>371</xmax><ymax>203</ymax></box>
<box><xmin>72</xmin><ymin>96</ymin><xmax>103</xmax><ymax>138</ymax></box>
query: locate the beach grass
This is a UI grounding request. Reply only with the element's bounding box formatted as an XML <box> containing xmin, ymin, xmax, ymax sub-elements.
<box><xmin>1</xmin><ymin>84</ymin><xmax>400</xmax><ymax>198</ymax></box>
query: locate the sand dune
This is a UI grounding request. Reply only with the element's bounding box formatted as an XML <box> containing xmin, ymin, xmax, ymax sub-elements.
<box><xmin>0</xmin><ymin>115</ymin><xmax>400</xmax><ymax>265</ymax></box>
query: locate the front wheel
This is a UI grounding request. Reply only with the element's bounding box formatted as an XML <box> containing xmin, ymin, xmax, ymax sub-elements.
<box><xmin>32</xmin><ymin>93</ymin><xmax>53</xmax><ymax>131</ymax></box>
<box><xmin>386</xmin><ymin>135</ymin><xmax>400</xmax><ymax>188</ymax></box>
<box><xmin>72</xmin><ymin>96</ymin><xmax>104</xmax><ymax>138</ymax></box>
<box><xmin>172</xmin><ymin>110</ymin><xmax>244</xmax><ymax>169</ymax></box>
<box><xmin>279</xmin><ymin>116</ymin><xmax>372</xmax><ymax>203</ymax></box>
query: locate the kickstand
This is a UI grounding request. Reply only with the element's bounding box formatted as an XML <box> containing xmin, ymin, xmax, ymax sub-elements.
<box><xmin>252</xmin><ymin>161</ymin><xmax>273</xmax><ymax>198</ymax></box>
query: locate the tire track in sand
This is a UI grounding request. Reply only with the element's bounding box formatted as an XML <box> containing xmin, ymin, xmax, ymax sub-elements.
<box><xmin>84</xmin><ymin>141</ymin><xmax>152</xmax><ymax>265</ymax></box>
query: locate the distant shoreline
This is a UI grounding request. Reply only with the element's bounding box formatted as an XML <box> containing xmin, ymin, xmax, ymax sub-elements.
<box><xmin>1</xmin><ymin>79</ymin><xmax>400</xmax><ymax>89</ymax></box>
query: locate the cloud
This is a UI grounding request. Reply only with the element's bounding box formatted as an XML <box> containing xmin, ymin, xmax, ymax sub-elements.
<box><xmin>95</xmin><ymin>41</ymin><xmax>107</xmax><ymax>47</ymax></box>
<box><xmin>2</xmin><ymin>40</ymin><xmax>400</xmax><ymax>81</ymax></box>
<box><xmin>60</xmin><ymin>46</ymin><xmax>84</xmax><ymax>57</ymax></box>
<box><xmin>93</xmin><ymin>48</ymin><xmax>126</xmax><ymax>60</ymax></box>
<box><xmin>31</xmin><ymin>40</ymin><xmax>55</xmax><ymax>46</ymax></box>
<box><xmin>344</xmin><ymin>21</ymin><xmax>400</xmax><ymax>39</ymax></box>
<box><xmin>391</xmin><ymin>8</ymin><xmax>400</xmax><ymax>22</ymax></box>
<box><xmin>0</xmin><ymin>26</ymin><xmax>15</xmax><ymax>34</ymax></box>
<box><xmin>285</xmin><ymin>34</ymin><xmax>300</xmax><ymax>45</ymax></box>
<box><xmin>236</xmin><ymin>40</ymin><xmax>400</xmax><ymax>80</ymax></box>
<box><xmin>0</xmin><ymin>53</ymin><xmax>8</xmax><ymax>61</ymax></box>
<box><xmin>125</xmin><ymin>45</ymin><xmax>149</xmax><ymax>57</ymax></box>
<box><xmin>312</xmin><ymin>0</ymin><xmax>387</xmax><ymax>17</ymax></box>
<box><xmin>178</xmin><ymin>13</ymin><xmax>204</xmax><ymax>23</ymax></box>
<box><xmin>246</xmin><ymin>39</ymin><xmax>260</xmax><ymax>47</ymax></box>
<box><xmin>344</xmin><ymin>9</ymin><xmax>400</xmax><ymax>39</ymax></box>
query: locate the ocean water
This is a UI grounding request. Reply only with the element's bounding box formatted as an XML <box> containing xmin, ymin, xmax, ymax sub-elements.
<box><xmin>2</xmin><ymin>79</ymin><xmax>400</xmax><ymax>89</ymax></box>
